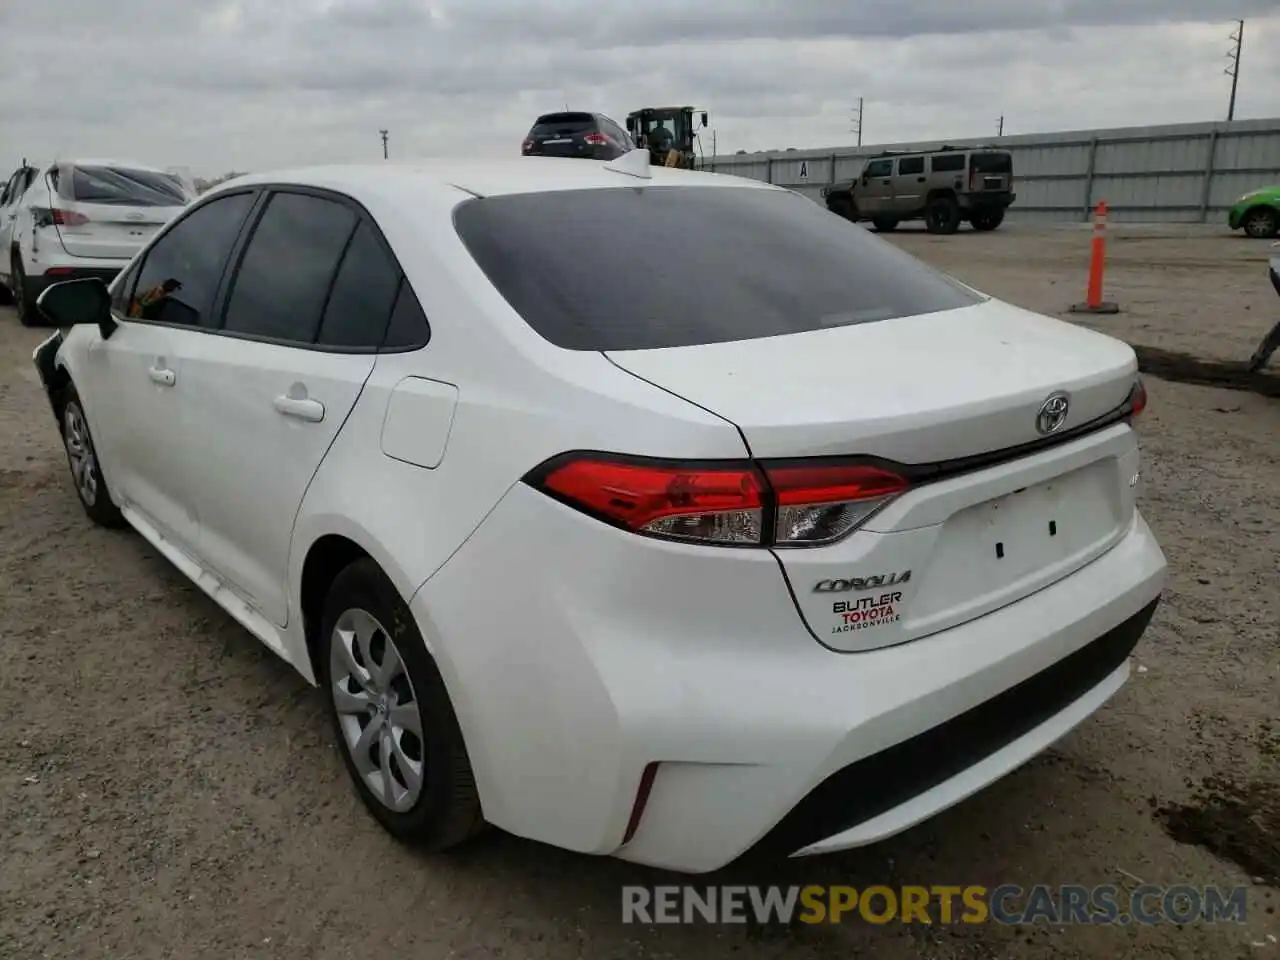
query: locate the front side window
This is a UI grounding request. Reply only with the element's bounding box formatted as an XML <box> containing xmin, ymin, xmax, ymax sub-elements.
<box><xmin>864</xmin><ymin>159</ymin><xmax>892</xmax><ymax>178</ymax></box>
<box><xmin>221</xmin><ymin>191</ymin><xmax>357</xmax><ymax>344</ymax></box>
<box><xmin>454</xmin><ymin>185</ymin><xmax>982</xmax><ymax>351</ymax></box>
<box><xmin>126</xmin><ymin>191</ymin><xmax>256</xmax><ymax>327</ymax></box>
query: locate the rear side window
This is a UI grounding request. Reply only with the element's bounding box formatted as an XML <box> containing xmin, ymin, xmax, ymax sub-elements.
<box><xmin>971</xmin><ymin>152</ymin><xmax>1012</xmax><ymax>174</ymax></box>
<box><xmin>316</xmin><ymin>220</ymin><xmax>402</xmax><ymax>349</ymax></box>
<box><xmin>931</xmin><ymin>153</ymin><xmax>965</xmax><ymax>172</ymax></box>
<box><xmin>454</xmin><ymin>186</ymin><xmax>982</xmax><ymax>352</ymax></box>
<box><xmin>222</xmin><ymin>192</ymin><xmax>357</xmax><ymax>344</ymax></box>
<box><xmin>127</xmin><ymin>191</ymin><xmax>256</xmax><ymax>327</ymax></box>
<box><xmin>897</xmin><ymin>156</ymin><xmax>924</xmax><ymax>175</ymax></box>
<box><xmin>382</xmin><ymin>279</ymin><xmax>431</xmax><ymax>349</ymax></box>
<box><xmin>60</xmin><ymin>165</ymin><xmax>191</xmax><ymax>207</ymax></box>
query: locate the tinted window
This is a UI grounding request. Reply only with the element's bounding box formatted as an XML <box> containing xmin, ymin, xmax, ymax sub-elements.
<box><xmin>382</xmin><ymin>278</ymin><xmax>431</xmax><ymax>350</ymax></box>
<box><xmin>454</xmin><ymin>186</ymin><xmax>981</xmax><ymax>352</ymax></box>
<box><xmin>316</xmin><ymin>220</ymin><xmax>402</xmax><ymax>349</ymax></box>
<box><xmin>971</xmin><ymin>152</ymin><xmax>1013</xmax><ymax>174</ymax></box>
<box><xmin>531</xmin><ymin>112</ymin><xmax>596</xmax><ymax>136</ymax></box>
<box><xmin>127</xmin><ymin>191</ymin><xmax>256</xmax><ymax>327</ymax></box>
<box><xmin>897</xmin><ymin>156</ymin><xmax>924</xmax><ymax>175</ymax></box>
<box><xmin>222</xmin><ymin>192</ymin><xmax>357</xmax><ymax>344</ymax></box>
<box><xmin>63</xmin><ymin>165</ymin><xmax>191</xmax><ymax>207</ymax></box>
<box><xmin>864</xmin><ymin>159</ymin><xmax>892</xmax><ymax>178</ymax></box>
<box><xmin>110</xmin><ymin>263</ymin><xmax>138</xmax><ymax>315</ymax></box>
<box><xmin>931</xmin><ymin>154</ymin><xmax>965</xmax><ymax>172</ymax></box>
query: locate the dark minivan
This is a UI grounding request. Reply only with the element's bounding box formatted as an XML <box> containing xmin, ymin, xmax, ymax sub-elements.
<box><xmin>521</xmin><ymin>112</ymin><xmax>635</xmax><ymax>161</ymax></box>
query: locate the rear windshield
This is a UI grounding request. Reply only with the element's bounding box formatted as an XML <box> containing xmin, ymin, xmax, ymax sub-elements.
<box><xmin>60</xmin><ymin>165</ymin><xmax>190</xmax><ymax>207</ymax></box>
<box><xmin>530</xmin><ymin>113</ymin><xmax>596</xmax><ymax>136</ymax></box>
<box><xmin>453</xmin><ymin>186</ymin><xmax>982</xmax><ymax>351</ymax></box>
<box><xmin>970</xmin><ymin>152</ymin><xmax>1012</xmax><ymax>174</ymax></box>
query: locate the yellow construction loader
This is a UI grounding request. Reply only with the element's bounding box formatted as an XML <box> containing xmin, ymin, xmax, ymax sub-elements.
<box><xmin>624</xmin><ymin>106</ymin><xmax>708</xmax><ymax>169</ymax></box>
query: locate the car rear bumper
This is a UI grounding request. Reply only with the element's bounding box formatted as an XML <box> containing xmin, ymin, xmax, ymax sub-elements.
<box><xmin>412</xmin><ymin>477</ymin><xmax>1166</xmax><ymax>873</ymax></box>
<box><xmin>961</xmin><ymin>191</ymin><xmax>1015</xmax><ymax>211</ymax></box>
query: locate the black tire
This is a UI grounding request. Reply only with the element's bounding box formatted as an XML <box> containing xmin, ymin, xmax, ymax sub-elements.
<box><xmin>320</xmin><ymin>557</ymin><xmax>485</xmax><ymax>850</ymax></box>
<box><xmin>871</xmin><ymin>217</ymin><xmax>899</xmax><ymax>232</ymax></box>
<box><xmin>56</xmin><ymin>382</ymin><xmax>127</xmax><ymax>528</ymax></box>
<box><xmin>970</xmin><ymin>209</ymin><xmax>1005</xmax><ymax>231</ymax></box>
<box><xmin>826</xmin><ymin>195</ymin><xmax>856</xmax><ymax>221</ymax></box>
<box><xmin>0</xmin><ymin>276</ymin><xmax>12</xmax><ymax>306</ymax></box>
<box><xmin>1242</xmin><ymin>206</ymin><xmax>1279</xmax><ymax>240</ymax></box>
<box><xmin>12</xmin><ymin>255</ymin><xmax>36</xmax><ymax>326</ymax></box>
<box><xmin>925</xmin><ymin>196</ymin><xmax>961</xmax><ymax>235</ymax></box>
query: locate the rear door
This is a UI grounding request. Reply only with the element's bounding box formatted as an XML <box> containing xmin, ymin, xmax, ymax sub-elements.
<box><xmin>49</xmin><ymin>163</ymin><xmax>192</xmax><ymax>260</ymax></box>
<box><xmin>968</xmin><ymin>151</ymin><xmax>1013</xmax><ymax>196</ymax></box>
<box><xmin>524</xmin><ymin>112</ymin><xmax>599</xmax><ymax>159</ymax></box>
<box><xmin>178</xmin><ymin>188</ymin><xmax>386</xmax><ymax>627</ymax></box>
<box><xmin>891</xmin><ymin>155</ymin><xmax>926</xmax><ymax>213</ymax></box>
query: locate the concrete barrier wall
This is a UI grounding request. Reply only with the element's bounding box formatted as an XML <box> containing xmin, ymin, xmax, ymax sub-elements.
<box><xmin>703</xmin><ymin>118</ymin><xmax>1280</xmax><ymax>223</ymax></box>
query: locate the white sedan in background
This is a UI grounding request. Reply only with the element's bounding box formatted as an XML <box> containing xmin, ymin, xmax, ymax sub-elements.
<box><xmin>3</xmin><ymin>157</ymin><xmax>194</xmax><ymax>325</ymax></box>
<box><xmin>31</xmin><ymin>153</ymin><xmax>1166</xmax><ymax>874</ymax></box>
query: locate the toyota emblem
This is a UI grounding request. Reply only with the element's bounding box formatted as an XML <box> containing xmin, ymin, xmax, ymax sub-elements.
<box><xmin>1035</xmin><ymin>392</ymin><xmax>1070</xmax><ymax>435</ymax></box>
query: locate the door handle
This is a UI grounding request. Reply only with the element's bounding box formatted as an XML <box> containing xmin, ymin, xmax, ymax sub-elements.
<box><xmin>273</xmin><ymin>395</ymin><xmax>325</xmax><ymax>422</ymax></box>
<box><xmin>147</xmin><ymin>365</ymin><xmax>175</xmax><ymax>387</ymax></box>
<box><xmin>917</xmin><ymin>176</ymin><xmax>926</xmax><ymax>183</ymax></box>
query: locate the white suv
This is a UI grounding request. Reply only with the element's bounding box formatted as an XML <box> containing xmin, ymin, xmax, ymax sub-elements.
<box><xmin>31</xmin><ymin>156</ymin><xmax>1167</xmax><ymax>874</ymax></box>
<box><xmin>3</xmin><ymin>158</ymin><xmax>194</xmax><ymax>325</ymax></box>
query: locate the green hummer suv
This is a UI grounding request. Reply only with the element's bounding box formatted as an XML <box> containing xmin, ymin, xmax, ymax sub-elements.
<box><xmin>1228</xmin><ymin>186</ymin><xmax>1280</xmax><ymax>239</ymax></box>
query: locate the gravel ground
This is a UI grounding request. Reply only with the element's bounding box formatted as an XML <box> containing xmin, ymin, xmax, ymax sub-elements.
<box><xmin>1</xmin><ymin>224</ymin><xmax>1277</xmax><ymax>959</ymax></box>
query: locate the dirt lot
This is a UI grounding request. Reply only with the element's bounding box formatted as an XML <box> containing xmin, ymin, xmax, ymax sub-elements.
<box><xmin>1</xmin><ymin>224</ymin><xmax>1278</xmax><ymax>960</ymax></box>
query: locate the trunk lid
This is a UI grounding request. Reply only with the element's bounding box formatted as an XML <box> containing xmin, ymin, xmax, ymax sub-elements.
<box><xmin>54</xmin><ymin>201</ymin><xmax>185</xmax><ymax>260</ymax></box>
<box><xmin>605</xmin><ymin>298</ymin><xmax>1138</xmax><ymax>464</ymax></box>
<box><xmin>607</xmin><ymin>298</ymin><xmax>1143</xmax><ymax>652</ymax></box>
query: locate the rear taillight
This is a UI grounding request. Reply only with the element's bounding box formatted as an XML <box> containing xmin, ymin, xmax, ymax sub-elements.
<box><xmin>32</xmin><ymin>207</ymin><xmax>89</xmax><ymax>227</ymax></box>
<box><xmin>767</xmin><ymin>461</ymin><xmax>910</xmax><ymax>547</ymax></box>
<box><xmin>584</xmin><ymin>133</ymin><xmax>608</xmax><ymax>145</ymax></box>
<box><xmin>526</xmin><ymin>453</ymin><xmax>909</xmax><ymax>548</ymax></box>
<box><xmin>1128</xmin><ymin>377</ymin><xmax>1148</xmax><ymax>420</ymax></box>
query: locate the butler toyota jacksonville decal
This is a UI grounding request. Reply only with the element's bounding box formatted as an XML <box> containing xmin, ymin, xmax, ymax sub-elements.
<box><xmin>814</xmin><ymin>571</ymin><xmax>912</xmax><ymax>635</ymax></box>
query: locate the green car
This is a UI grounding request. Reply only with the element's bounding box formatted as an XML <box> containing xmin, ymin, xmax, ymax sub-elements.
<box><xmin>1228</xmin><ymin>186</ymin><xmax>1280</xmax><ymax>239</ymax></box>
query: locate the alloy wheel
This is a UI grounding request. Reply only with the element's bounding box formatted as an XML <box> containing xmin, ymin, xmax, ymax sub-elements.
<box><xmin>329</xmin><ymin>607</ymin><xmax>426</xmax><ymax>813</ymax></box>
<box><xmin>63</xmin><ymin>402</ymin><xmax>98</xmax><ymax>506</ymax></box>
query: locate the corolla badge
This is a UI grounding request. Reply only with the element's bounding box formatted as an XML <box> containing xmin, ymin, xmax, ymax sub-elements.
<box><xmin>1035</xmin><ymin>391</ymin><xmax>1070</xmax><ymax>436</ymax></box>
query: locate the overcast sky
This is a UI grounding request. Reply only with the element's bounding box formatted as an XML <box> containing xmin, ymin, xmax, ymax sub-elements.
<box><xmin>1</xmin><ymin>1</ymin><xmax>1278</xmax><ymax>177</ymax></box>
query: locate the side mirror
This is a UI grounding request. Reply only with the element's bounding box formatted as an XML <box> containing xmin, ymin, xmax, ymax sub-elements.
<box><xmin>700</xmin><ymin>112</ymin><xmax>708</xmax><ymax>128</ymax></box>
<box><xmin>36</xmin><ymin>277</ymin><xmax>117</xmax><ymax>339</ymax></box>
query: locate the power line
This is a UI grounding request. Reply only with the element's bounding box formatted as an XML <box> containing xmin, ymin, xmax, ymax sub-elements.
<box><xmin>1225</xmin><ymin>19</ymin><xmax>1244</xmax><ymax>122</ymax></box>
<box><xmin>379</xmin><ymin>129</ymin><xmax>389</xmax><ymax>160</ymax></box>
<box><xmin>997</xmin><ymin>115</ymin><xmax>1005</xmax><ymax>137</ymax></box>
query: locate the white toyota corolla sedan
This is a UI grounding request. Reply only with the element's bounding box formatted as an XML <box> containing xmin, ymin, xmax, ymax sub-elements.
<box><xmin>31</xmin><ymin>152</ymin><xmax>1167</xmax><ymax>874</ymax></box>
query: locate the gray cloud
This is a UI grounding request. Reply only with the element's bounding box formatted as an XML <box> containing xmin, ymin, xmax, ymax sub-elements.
<box><xmin>0</xmin><ymin>1</ymin><xmax>1276</xmax><ymax>175</ymax></box>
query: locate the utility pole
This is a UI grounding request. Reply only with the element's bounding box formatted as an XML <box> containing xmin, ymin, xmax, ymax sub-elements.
<box><xmin>1225</xmin><ymin>19</ymin><xmax>1243</xmax><ymax>121</ymax></box>
<box><xmin>379</xmin><ymin>129</ymin><xmax>389</xmax><ymax>160</ymax></box>
<box><xmin>997</xmin><ymin>115</ymin><xmax>1004</xmax><ymax>137</ymax></box>
<box><xmin>850</xmin><ymin>97</ymin><xmax>863</xmax><ymax>146</ymax></box>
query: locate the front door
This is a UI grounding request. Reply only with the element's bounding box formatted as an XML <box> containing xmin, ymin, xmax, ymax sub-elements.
<box><xmin>855</xmin><ymin>158</ymin><xmax>894</xmax><ymax>215</ymax></box>
<box><xmin>76</xmin><ymin>188</ymin><xmax>261</xmax><ymax>551</ymax></box>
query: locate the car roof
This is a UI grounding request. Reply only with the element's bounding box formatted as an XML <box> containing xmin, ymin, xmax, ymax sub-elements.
<box><xmin>211</xmin><ymin>158</ymin><xmax>782</xmax><ymax>202</ymax></box>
